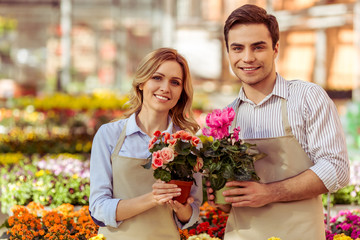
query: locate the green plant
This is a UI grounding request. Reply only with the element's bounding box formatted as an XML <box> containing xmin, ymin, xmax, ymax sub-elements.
<box><xmin>200</xmin><ymin>107</ymin><xmax>265</xmax><ymax>191</ymax></box>
<box><xmin>144</xmin><ymin>130</ymin><xmax>202</xmax><ymax>182</ymax></box>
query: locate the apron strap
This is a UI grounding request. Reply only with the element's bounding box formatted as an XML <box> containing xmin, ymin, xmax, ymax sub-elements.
<box><xmin>280</xmin><ymin>98</ymin><xmax>292</xmax><ymax>136</ymax></box>
<box><xmin>231</xmin><ymin>97</ymin><xmax>293</xmax><ymax>137</ymax></box>
<box><xmin>111</xmin><ymin>120</ymin><xmax>128</xmax><ymax>160</ymax></box>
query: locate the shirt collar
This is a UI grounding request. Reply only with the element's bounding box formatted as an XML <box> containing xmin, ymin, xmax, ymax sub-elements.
<box><xmin>237</xmin><ymin>73</ymin><xmax>288</xmax><ymax>104</ymax></box>
<box><xmin>126</xmin><ymin>112</ymin><xmax>175</xmax><ymax>136</ymax></box>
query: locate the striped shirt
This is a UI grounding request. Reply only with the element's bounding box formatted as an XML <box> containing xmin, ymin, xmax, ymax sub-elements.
<box><xmin>228</xmin><ymin>74</ymin><xmax>349</xmax><ymax>193</ymax></box>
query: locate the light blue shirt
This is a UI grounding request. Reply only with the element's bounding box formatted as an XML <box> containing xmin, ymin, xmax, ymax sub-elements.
<box><xmin>89</xmin><ymin>113</ymin><xmax>202</xmax><ymax>229</ymax></box>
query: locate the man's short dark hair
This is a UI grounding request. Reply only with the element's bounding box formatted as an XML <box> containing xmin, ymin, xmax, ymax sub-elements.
<box><xmin>224</xmin><ymin>4</ymin><xmax>279</xmax><ymax>51</ymax></box>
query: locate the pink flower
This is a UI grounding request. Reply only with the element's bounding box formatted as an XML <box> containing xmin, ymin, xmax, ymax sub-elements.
<box><xmin>160</xmin><ymin>147</ymin><xmax>175</xmax><ymax>163</ymax></box>
<box><xmin>194</xmin><ymin>157</ymin><xmax>204</xmax><ymax>172</ymax></box>
<box><xmin>205</xmin><ymin>107</ymin><xmax>235</xmax><ymax>129</ymax></box>
<box><xmin>151</xmin><ymin>151</ymin><xmax>163</xmax><ymax>169</ymax></box>
<box><xmin>164</xmin><ymin>132</ymin><xmax>171</xmax><ymax>144</ymax></box>
<box><xmin>152</xmin><ymin>151</ymin><xmax>161</xmax><ymax>158</ymax></box>
<box><xmin>232</xmin><ymin>127</ymin><xmax>241</xmax><ymax>141</ymax></box>
<box><xmin>173</xmin><ymin>131</ymin><xmax>183</xmax><ymax>139</ymax></box>
<box><xmin>202</xmin><ymin>107</ymin><xmax>235</xmax><ymax>140</ymax></box>
<box><xmin>191</xmin><ymin>136</ymin><xmax>200</xmax><ymax>146</ymax></box>
<box><xmin>168</xmin><ymin>139</ymin><xmax>177</xmax><ymax>146</ymax></box>
<box><xmin>148</xmin><ymin>136</ymin><xmax>158</xmax><ymax>149</ymax></box>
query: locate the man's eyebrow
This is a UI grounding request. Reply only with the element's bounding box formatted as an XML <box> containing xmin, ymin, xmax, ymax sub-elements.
<box><xmin>230</xmin><ymin>43</ymin><xmax>243</xmax><ymax>48</ymax></box>
<box><xmin>251</xmin><ymin>41</ymin><xmax>267</xmax><ymax>47</ymax></box>
<box><xmin>230</xmin><ymin>41</ymin><xmax>267</xmax><ymax>48</ymax></box>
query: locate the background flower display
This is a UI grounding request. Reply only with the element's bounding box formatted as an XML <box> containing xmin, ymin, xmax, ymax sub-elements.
<box><xmin>323</xmin><ymin>160</ymin><xmax>360</xmax><ymax>207</ymax></box>
<box><xmin>325</xmin><ymin>209</ymin><xmax>360</xmax><ymax>240</ymax></box>
<box><xmin>1</xmin><ymin>93</ymin><xmax>360</xmax><ymax>239</ymax></box>
<box><xmin>1</xmin><ymin>202</ymin><xmax>98</xmax><ymax>240</ymax></box>
<box><xmin>178</xmin><ymin>202</ymin><xmax>227</xmax><ymax>240</ymax></box>
<box><xmin>0</xmin><ymin>154</ymin><xmax>90</xmax><ymax>214</ymax></box>
<box><xmin>0</xmin><ymin>92</ymin><xmax>209</xmax><ymax>155</ymax></box>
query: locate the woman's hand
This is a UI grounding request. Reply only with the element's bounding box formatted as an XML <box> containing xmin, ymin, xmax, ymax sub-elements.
<box><xmin>168</xmin><ymin>196</ymin><xmax>194</xmax><ymax>223</ymax></box>
<box><xmin>152</xmin><ymin>180</ymin><xmax>181</xmax><ymax>205</ymax></box>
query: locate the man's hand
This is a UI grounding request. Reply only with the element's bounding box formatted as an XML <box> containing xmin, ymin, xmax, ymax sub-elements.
<box><xmin>223</xmin><ymin>170</ymin><xmax>328</xmax><ymax>207</ymax></box>
<box><xmin>206</xmin><ymin>181</ymin><xmax>231</xmax><ymax>213</ymax></box>
<box><xmin>223</xmin><ymin>181</ymin><xmax>272</xmax><ymax>208</ymax></box>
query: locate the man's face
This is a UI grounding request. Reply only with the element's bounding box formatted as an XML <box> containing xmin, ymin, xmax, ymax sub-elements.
<box><xmin>227</xmin><ymin>23</ymin><xmax>278</xmax><ymax>88</ymax></box>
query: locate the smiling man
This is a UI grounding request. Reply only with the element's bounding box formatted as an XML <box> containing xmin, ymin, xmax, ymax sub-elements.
<box><xmin>206</xmin><ymin>4</ymin><xmax>350</xmax><ymax>240</ymax></box>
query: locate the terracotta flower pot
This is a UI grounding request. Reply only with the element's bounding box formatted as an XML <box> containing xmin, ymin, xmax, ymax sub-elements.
<box><xmin>169</xmin><ymin>180</ymin><xmax>193</xmax><ymax>204</ymax></box>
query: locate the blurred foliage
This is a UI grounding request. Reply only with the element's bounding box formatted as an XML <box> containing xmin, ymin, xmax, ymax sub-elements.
<box><xmin>343</xmin><ymin>101</ymin><xmax>360</xmax><ymax>150</ymax></box>
<box><xmin>7</xmin><ymin>92</ymin><xmax>130</xmax><ymax>111</ymax></box>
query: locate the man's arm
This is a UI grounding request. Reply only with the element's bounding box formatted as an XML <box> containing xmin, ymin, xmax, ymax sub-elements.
<box><xmin>223</xmin><ymin>169</ymin><xmax>327</xmax><ymax>207</ymax></box>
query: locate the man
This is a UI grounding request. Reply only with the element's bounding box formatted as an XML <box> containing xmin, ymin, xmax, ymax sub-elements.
<box><xmin>206</xmin><ymin>4</ymin><xmax>350</xmax><ymax>239</ymax></box>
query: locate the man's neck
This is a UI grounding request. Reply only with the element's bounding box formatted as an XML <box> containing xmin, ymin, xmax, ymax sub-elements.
<box><xmin>242</xmin><ymin>75</ymin><xmax>277</xmax><ymax>105</ymax></box>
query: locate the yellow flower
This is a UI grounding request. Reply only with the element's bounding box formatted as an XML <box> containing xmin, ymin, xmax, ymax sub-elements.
<box><xmin>187</xmin><ymin>233</ymin><xmax>221</xmax><ymax>240</ymax></box>
<box><xmin>88</xmin><ymin>234</ymin><xmax>106</xmax><ymax>240</ymax></box>
<box><xmin>75</xmin><ymin>142</ymin><xmax>83</xmax><ymax>152</ymax></box>
<box><xmin>333</xmin><ymin>234</ymin><xmax>353</xmax><ymax>240</ymax></box>
<box><xmin>268</xmin><ymin>238</ymin><xmax>281</xmax><ymax>240</ymax></box>
<box><xmin>35</xmin><ymin>170</ymin><xmax>45</xmax><ymax>177</ymax></box>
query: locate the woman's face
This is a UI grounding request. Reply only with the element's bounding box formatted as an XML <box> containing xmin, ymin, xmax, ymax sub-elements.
<box><xmin>140</xmin><ymin>60</ymin><xmax>184</xmax><ymax>115</ymax></box>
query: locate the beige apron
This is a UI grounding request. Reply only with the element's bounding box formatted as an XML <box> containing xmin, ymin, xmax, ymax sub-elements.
<box><xmin>98</xmin><ymin>121</ymin><xmax>180</xmax><ymax>240</ymax></box>
<box><xmin>225</xmin><ymin>98</ymin><xmax>326</xmax><ymax>240</ymax></box>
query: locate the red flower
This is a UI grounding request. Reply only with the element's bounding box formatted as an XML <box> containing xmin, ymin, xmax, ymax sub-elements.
<box><xmin>154</xmin><ymin>130</ymin><xmax>162</xmax><ymax>137</ymax></box>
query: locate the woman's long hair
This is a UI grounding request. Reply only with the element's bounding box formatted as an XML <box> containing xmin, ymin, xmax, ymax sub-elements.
<box><xmin>122</xmin><ymin>48</ymin><xmax>199</xmax><ymax>134</ymax></box>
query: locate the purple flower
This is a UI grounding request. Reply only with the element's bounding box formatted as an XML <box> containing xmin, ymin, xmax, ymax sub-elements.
<box><xmin>337</xmin><ymin>222</ymin><xmax>352</xmax><ymax>231</ymax></box>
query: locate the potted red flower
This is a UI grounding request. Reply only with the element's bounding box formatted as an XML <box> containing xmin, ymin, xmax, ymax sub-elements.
<box><xmin>144</xmin><ymin>130</ymin><xmax>203</xmax><ymax>203</ymax></box>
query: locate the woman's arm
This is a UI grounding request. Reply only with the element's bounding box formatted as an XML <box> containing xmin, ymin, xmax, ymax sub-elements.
<box><xmin>169</xmin><ymin>172</ymin><xmax>203</xmax><ymax>228</ymax></box>
<box><xmin>89</xmin><ymin>125</ymin><xmax>121</xmax><ymax>228</ymax></box>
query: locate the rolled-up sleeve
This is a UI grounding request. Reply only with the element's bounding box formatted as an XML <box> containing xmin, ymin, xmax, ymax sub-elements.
<box><xmin>89</xmin><ymin>125</ymin><xmax>123</xmax><ymax>228</ymax></box>
<box><xmin>305</xmin><ymin>85</ymin><xmax>350</xmax><ymax>192</ymax></box>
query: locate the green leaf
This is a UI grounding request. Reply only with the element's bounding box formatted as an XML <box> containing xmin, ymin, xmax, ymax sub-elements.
<box><xmin>142</xmin><ymin>157</ymin><xmax>152</xmax><ymax>169</ymax></box>
<box><xmin>210</xmin><ymin>174</ymin><xmax>226</xmax><ymax>191</ymax></box>
<box><xmin>222</xmin><ymin>164</ymin><xmax>234</xmax><ymax>179</ymax></box>
<box><xmin>154</xmin><ymin>169</ymin><xmax>171</xmax><ymax>182</ymax></box>
<box><xmin>187</xmin><ymin>153</ymin><xmax>197</xmax><ymax>167</ymax></box>
<box><xmin>209</xmin><ymin>162</ymin><xmax>218</xmax><ymax>173</ymax></box>
<box><xmin>175</xmin><ymin>141</ymin><xmax>191</xmax><ymax>155</ymax></box>
<box><xmin>233</xmin><ymin>168</ymin><xmax>252</xmax><ymax>181</ymax></box>
<box><xmin>211</xmin><ymin>140</ymin><xmax>220</xmax><ymax>151</ymax></box>
<box><xmin>150</xmin><ymin>142</ymin><xmax>167</xmax><ymax>152</ymax></box>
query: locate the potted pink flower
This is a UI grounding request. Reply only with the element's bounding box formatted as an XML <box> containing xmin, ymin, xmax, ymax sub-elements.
<box><xmin>144</xmin><ymin>130</ymin><xmax>203</xmax><ymax>203</ymax></box>
<box><xmin>200</xmin><ymin>107</ymin><xmax>265</xmax><ymax>204</ymax></box>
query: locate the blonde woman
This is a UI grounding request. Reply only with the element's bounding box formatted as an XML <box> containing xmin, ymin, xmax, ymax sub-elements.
<box><xmin>89</xmin><ymin>48</ymin><xmax>202</xmax><ymax>240</ymax></box>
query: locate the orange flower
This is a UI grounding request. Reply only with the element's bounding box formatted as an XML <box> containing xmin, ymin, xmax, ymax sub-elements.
<box><xmin>6</xmin><ymin>202</ymin><xmax>99</xmax><ymax>240</ymax></box>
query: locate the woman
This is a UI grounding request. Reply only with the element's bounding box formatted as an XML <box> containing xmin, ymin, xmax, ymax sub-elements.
<box><xmin>89</xmin><ymin>48</ymin><xmax>202</xmax><ymax>240</ymax></box>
